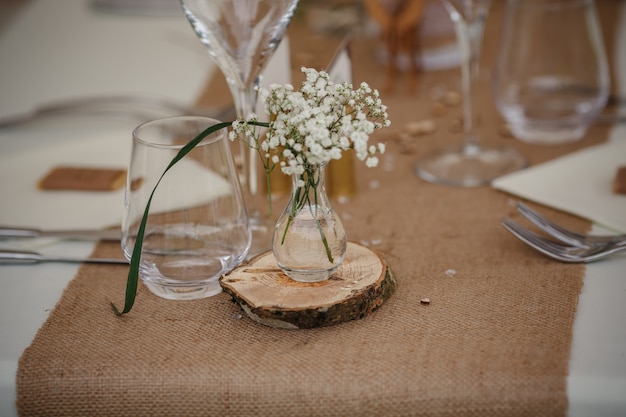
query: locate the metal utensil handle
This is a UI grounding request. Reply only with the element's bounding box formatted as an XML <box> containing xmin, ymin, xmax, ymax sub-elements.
<box><xmin>0</xmin><ymin>250</ymin><xmax>42</xmax><ymax>264</ymax></box>
<box><xmin>0</xmin><ymin>227</ymin><xmax>41</xmax><ymax>239</ymax></box>
<box><xmin>0</xmin><ymin>250</ymin><xmax>128</xmax><ymax>265</ymax></box>
<box><xmin>0</xmin><ymin>226</ymin><xmax>121</xmax><ymax>241</ymax></box>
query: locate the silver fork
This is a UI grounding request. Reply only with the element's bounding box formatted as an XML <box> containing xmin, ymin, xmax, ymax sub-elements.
<box><xmin>501</xmin><ymin>217</ymin><xmax>626</xmax><ymax>263</ymax></box>
<box><xmin>516</xmin><ymin>203</ymin><xmax>626</xmax><ymax>248</ymax></box>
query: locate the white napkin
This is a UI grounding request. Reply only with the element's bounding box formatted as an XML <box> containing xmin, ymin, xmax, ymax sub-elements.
<box><xmin>327</xmin><ymin>38</ymin><xmax>353</xmax><ymax>84</ymax></box>
<box><xmin>492</xmin><ymin>137</ymin><xmax>626</xmax><ymax>233</ymax></box>
<box><xmin>0</xmin><ymin>129</ymin><xmax>132</xmax><ymax>230</ymax></box>
<box><xmin>0</xmin><ymin>126</ymin><xmax>232</xmax><ymax>232</ymax></box>
<box><xmin>255</xmin><ymin>34</ymin><xmax>291</xmax><ymax>116</ymax></box>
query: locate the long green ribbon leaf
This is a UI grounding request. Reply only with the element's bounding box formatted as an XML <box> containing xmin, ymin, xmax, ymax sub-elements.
<box><xmin>112</xmin><ymin>121</ymin><xmax>233</xmax><ymax>316</ymax></box>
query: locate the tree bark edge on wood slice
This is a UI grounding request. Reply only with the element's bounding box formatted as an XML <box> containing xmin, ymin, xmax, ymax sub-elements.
<box><xmin>220</xmin><ymin>242</ymin><xmax>397</xmax><ymax>329</ymax></box>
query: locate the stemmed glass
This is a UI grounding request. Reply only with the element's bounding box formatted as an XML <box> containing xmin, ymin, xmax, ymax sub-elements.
<box><xmin>414</xmin><ymin>0</ymin><xmax>526</xmax><ymax>187</ymax></box>
<box><xmin>180</xmin><ymin>0</ymin><xmax>299</xmax><ymax>253</ymax></box>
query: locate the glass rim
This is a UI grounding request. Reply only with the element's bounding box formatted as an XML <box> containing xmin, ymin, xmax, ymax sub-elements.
<box><xmin>132</xmin><ymin>115</ymin><xmax>227</xmax><ymax>150</ymax></box>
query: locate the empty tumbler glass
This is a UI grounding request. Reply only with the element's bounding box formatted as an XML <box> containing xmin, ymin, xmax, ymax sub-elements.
<box><xmin>493</xmin><ymin>0</ymin><xmax>610</xmax><ymax>145</ymax></box>
<box><xmin>122</xmin><ymin>116</ymin><xmax>251</xmax><ymax>300</ymax></box>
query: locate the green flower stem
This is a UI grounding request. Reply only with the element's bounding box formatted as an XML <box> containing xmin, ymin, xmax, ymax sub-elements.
<box><xmin>317</xmin><ymin>220</ymin><xmax>334</xmax><ymax>264</ymax></box>
<box><xmin>265</xmin><ymin>164</ymin><xmax>273</xmax><ymax>216</ymax></box>
<box><xmin>311</xmin><ymin>179</ymin><xmax>334</xmax><ymax>264</ymax></box>
<box><xmin>112</xmin><ymin>120</ymin><xmax>267</xmax><ymax>316</ymax></box>
<box><xmin>279</xmin><ymin>165</ymin><xmax>334</xmax><ymax>264</ymax></box>
<box><xmin>280</xmin><ymin>183</ymin><xmax>301</xmax><ymax>245</ymax></box>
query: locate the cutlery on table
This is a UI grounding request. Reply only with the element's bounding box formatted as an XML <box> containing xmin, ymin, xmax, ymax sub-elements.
<box><xmin>0</xmin><ymin>250</ymin><xmax>128</xmax><ymax>265</ymax></box>
<box><xmin>515</xmin><ymin>203</ymin><xmax>626</xmax><ymax>248</ymax></box>
<box><xmin>501</xmin><ymin>216</ymin><xmax>626</xmax><ymax>263</ymax></box>
<box><xmin>0</xmin><ymin>94</ymin><xmax>236</xmax><ymax>128</ymax></box>
<box><xmin>0</xmin><ymin>226</ymin><xmax>121</xmax><ymax>241</ymax></box>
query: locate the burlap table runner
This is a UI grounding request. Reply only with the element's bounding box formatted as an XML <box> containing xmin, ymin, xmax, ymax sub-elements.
<box><xmin>16</xmin><ymin>1</ymin><xmax>622</xmax><ymax>416</ymax></box>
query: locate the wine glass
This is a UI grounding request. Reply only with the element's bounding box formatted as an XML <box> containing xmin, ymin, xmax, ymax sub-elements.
<box><xmin>180</xmin><ymin>0</ymin><xmax>299</xmax><ymax>254</ymax></box>
<box><xmin>414</xmin><ymin>0</ymin><xmax>526</xmax><ymax>187</ymax></box>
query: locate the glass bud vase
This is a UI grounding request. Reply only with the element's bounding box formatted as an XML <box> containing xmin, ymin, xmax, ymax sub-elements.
<box><xmin>272</xmin><ymin>163</ymin><xmax>347</xmax><ymax>283</ymax></box>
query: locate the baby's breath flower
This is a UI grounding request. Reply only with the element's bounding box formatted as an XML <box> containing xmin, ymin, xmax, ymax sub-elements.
<box><xmin>231</xmin><ymin>67</ymin><xmax>390</xmax><ymax>179</ymax></box>
<box><xmin>366</xmin><ymin>156</ymin><xmax>379</xmax><ymax>168</ymax></box>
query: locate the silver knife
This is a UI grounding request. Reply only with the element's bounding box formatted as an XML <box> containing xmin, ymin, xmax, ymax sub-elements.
<box><xmin>0</xmin><ymin>250</ymin><xmax>128</xmax><ymax>265</ymax></box>
<box><xmin>0</xmin><ymin>226</ymin><xmax>121</xmax><ymax>241</ymax></box>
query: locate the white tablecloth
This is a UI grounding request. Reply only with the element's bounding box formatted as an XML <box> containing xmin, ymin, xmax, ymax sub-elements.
<box><xmin>0</xmin><ymin>1</ymin><xmax>625</xmax><ymax>416</ymax></box>
<box><xmin>0</xmin><ymin>1</ymin><xmax>214</xmax><ymax>415</ymax></box>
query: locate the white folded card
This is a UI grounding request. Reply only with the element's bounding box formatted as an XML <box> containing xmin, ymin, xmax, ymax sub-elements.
<box><xmin>492</xmin><ymin>138</ymin><xmax>626</xmax><ymax>234</ymax></box>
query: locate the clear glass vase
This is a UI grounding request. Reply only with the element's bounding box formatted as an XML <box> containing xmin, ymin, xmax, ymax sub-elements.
<box><xmin>272</xmin><ymin>163</ymin><xmax>347</xmax><ymax>283</ymax></box>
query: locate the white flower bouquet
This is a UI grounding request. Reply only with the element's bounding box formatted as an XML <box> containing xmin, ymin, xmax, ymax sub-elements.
<box><xmin>230</xmin><ymin>67</ymin><xmax>390</xmax><ymax>187</ymax></box>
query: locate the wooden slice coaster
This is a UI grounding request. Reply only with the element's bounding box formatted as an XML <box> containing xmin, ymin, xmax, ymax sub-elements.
<box><xmin>220</xmin><ymin>242</ymin><xmax>397</xmax><ymax>329</ymax></box>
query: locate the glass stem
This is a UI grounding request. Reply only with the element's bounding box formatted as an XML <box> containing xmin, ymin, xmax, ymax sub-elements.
<box><xmin>230</xmin><ymin>78</ymin><xmax>261</xmax><ymax>199</ymax></box>
<box><xmin>454</xmin><ymin>11</ymin><xmax>487</xmax><ymax>156</ymax></box>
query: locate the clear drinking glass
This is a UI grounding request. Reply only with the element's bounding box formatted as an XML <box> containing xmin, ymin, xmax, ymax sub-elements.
<box><xmin>121</xmin><ymin>116</ymin><xmax>251</xmax><ymax>300</ymax></box>
<box><xmin>180</xmin><ymin>0</ymin><xmax>299</xmax><ymax>255</ymax></box>
<box><xmin>493</xmin><ymin>0</ymin><xmax>610</xmax><ymax>145</ymax></box>
<box><xmin>415</xmin><ymin>0</ymin><xmax>526</xmax><ymax>187</ymax></box>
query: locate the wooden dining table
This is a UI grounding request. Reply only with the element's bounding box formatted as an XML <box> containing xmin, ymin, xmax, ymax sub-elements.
<box><xmin>1</xmin><ymin>1</ymin><xmax>625</xmax><ymax>416</ymax></box>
